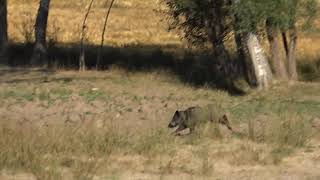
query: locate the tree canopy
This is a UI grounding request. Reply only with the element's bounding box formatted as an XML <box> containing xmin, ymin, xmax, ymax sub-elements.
<box><xmin>233</xmin><ymin>0</ymin><xmax>318</xmax><ymax>32</ymax></box>
<box><xmin>164</xmin><ymin>0</ymin><xmax>232</xmax><ymax>46</ymax></box>
<box><xmin>164</xmin><ymin>0</ymin><xmax>318</xmax><ymax>44</ymax></box>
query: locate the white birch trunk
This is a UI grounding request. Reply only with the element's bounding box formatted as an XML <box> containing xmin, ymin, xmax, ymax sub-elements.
<box><xmin>246</xmin><ymin>33</ymin><xmax>273</xmax><ymax>90</ymax></box>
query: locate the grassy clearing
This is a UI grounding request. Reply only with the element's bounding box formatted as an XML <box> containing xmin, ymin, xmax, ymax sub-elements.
<box><xmin>2</xmin><ymin>0</ymin><xmax>320</xmax><ymax>178</ymax></box>
<box><xmin>0</xmin><ymin>118</ymin><xmax>313</xmax><ymax>179</ymax></box>
<box><xmin>0</xmin><ymin>124</ymin><xmax>314</xmax><ymax>179</ymax></box>
<box><xmin>0</xmin><ymin>68</ymin><xmax>319</xmax><ymax>179</ymax></box>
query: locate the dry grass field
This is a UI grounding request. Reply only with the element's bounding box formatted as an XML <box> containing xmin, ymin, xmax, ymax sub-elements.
<box><xmin>1</xmin><ymin>0</ymin><xmax>320</xmax><ymax>179</ymax></box>
<box><xmin>8</xmin><ymin>0</ymin><xmax>180</xmax><ymax>46</ymax></box>
<box><xmin>0</xmin><ymin>67</ymin><xmax>320</xmax><ymax>179</ymax></box>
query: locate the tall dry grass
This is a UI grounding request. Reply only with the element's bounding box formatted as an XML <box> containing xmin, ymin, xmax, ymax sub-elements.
<box><xmin>0</xmin><ymin>124</ymin><xmax>176</xmax><ymax>179</ymax></box>
<box><xmin>0</xmin><ymin>112</ymin><xmax>314</xmax><ymax>178</ymax></box>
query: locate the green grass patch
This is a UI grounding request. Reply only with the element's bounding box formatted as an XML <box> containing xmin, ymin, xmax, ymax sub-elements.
<box><xmin>79</xmin><ymin>89</ymin><xmax>108</xmax><ymax>103</ymax></box>
<box><xmin>0</xmin><ymin>90</ymin><xmax>34</xmax><ymax>101</ymax></box>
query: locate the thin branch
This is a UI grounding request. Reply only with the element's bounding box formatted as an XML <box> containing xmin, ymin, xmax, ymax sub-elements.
<box><xmin>79</xmin><ymin>0</ymin><xmax>95</xmax><ymax>71</ymax></box>
<box><xmin>96</xmin><ymin>0</ymin><xmax>115</xmax><ymax>69</ymax></box>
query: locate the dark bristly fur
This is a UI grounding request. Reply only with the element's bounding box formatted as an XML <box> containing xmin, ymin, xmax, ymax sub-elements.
<box><xmin>168</xmin><ymin>104</ymin><xmax>233</xmax><ymax>135</ymax></box>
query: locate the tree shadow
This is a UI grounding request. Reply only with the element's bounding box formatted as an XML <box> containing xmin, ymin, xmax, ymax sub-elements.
<box><xmin>3</xmin><ymin>42</ymin><xmax>246</xmax><ymax>95</ymax></box>
<box><xmin>297</xmin><ymin>58</ymin><xmax>320</xmax><ymax>82</ymax></box>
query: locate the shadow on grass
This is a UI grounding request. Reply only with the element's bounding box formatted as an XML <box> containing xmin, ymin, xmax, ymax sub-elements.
<box><xmin>3</xmin><ymin>42</ymin><xmax>246</xmax><ymax>95</ymax></box>
<box><xmin>298</xmin><ymin>59</ymin><xmax>320</xmax><ymax>82</ymax></box>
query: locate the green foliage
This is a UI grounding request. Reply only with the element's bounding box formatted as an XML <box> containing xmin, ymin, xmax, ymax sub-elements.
<box><xmin>232</xmin><ymin>0</ymin><xmax>318</xmax><ymax>32</ymax></box>
<box><xmin>164</xmin><ymin>0</ymin><xmax>231</xmax><ymax>45</ymax></box>
<box><xmin>165</xmin><ymin>0</ymin><xmax>318</xmax><ymax>44</ymax></box>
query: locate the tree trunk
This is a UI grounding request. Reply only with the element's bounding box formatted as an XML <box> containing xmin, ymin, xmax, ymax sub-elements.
<box><xmin>79</xmin><ymin>0</ymin><xmax>95</xmax><ymax>71</ymax></box>
<box><xmin>206</xmin><ymin>0</ymin><xmax>236</xmax><ymax>90</ymax></box>
<box><xmin>229</xmin><ymin>0</ymin><xmax>256</xmax><ymax>86</ymax></box>
<box><xmin>97</xmin><ymin>0</ymin><xmax>115</xmax><ymax>69</ymax></box>
<box><xmin>233</xmin><ymin>18</ymin><xmax>255</xmax><ymax>85</ymax></box>
<box><xmin>287</xmin><ymin>26</ymin><xmax>298</xmax><ymax>81</ymax></box>
<box><xmin>246</xmin><ymin>33</ymin><xmax>273</xmax><ymax>89</ymax></box>
<box><xmin>234</xmin><ymin>31</ymin><xmax>246</xmax><ymax>71</ymax></box>
<box><xmin>0</xmin><ymin>0</ymin><xmax>8</xmax><ymax>64</ymax></box>
<box><xmin>281</xmin><ymin>31</ymin><xmax>289</xmax><ymax>57</ymax></box>
<box><xmin>266</xmin><ymin>20</ymin><xmax>288</xmax><ymax>80</ymax></box>
<box><xmin>31</xmin><ymin>0</ymin><xmax>51</xmax><ymax>66</ymax></box>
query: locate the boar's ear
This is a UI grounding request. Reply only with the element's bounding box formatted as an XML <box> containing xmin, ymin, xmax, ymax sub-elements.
<box><xmin>220</xmin><ymin>114</ymin><xmax>233</xmax><ymax>131</ymax></box>
<box><xmin>222</xmin><ymin>114</ymin><xmax>228</xmax><ymax>120</ymax></box>
<box><xmin>174</xmin><ymin>111</ymin><xmax>180</xmax><ymax>116</ymax></box>
<box><xmin>219</xmin><ymin>114</ymin><xmax>228</xmax><ymax>124</ymax></box>
<box><xmin>174</xmin><ymin>110</ymin><xmax>181</xmax><ymax>117</ymax></box>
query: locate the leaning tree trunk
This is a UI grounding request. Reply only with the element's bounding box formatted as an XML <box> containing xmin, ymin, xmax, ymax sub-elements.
<box><xmin>0</xmin><ymin>0</ymin><xmax>8</xmax><ymax>64</ymax></box>
<box><xmin>246</xmin><ymin>33</ymin><xmax>273</xmax><ymax>89</ymax></box>
<box><xmin>287</xmin><ymin>26</ymin><xmax>298</xmax><ymax>81</ymax></box>
<box><xmin>31</xmin><ymin>0</ymin><xmax>51</xmax><ymax>66</ymax></box>
<box><xmin>233</xmin><ymin>16</ymin><xmax>254</xmax><ymax>85</ymax></box>
<box><xmin>229</xmin><ymin>0</ymin><xmax>256</xmax><ymax>86</ymax></box>
<box><xmin>266</xmin><ymin>19</ymin><xmax>288</xmax><ymax>80</ymax></box>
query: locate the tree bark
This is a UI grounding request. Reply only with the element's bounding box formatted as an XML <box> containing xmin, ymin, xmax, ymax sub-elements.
<box><xmin>229</xmin><ymin>0</ymin><xmax>255</xmax><ymax>86</ymax></box>
<box><xmin>233</xmin><ymin>17</ymin><xmax>254</xmax><ymax>85</ymax></box>
<box><xmin>31</xmin><ymin>0</ymin><xmax>51</xmax><ymax>66</ymax></box>
<box><xmin>246</xmin><ymin>33</ymin><xmax>273</xmax><ymax>89</ymax></box>
<box><xmin>287</xmin><ymin>26</ymin><xmax>298</xmax><ymax>81</ymax></box>
<box><xmin>0</xmin><ymin>0</ymin><xmax>8</xmax><ymax>64</ymax></box>
<box><xmin>266</xmin><ymin>20</ymin><xmax>288</xmax><ymax>80</ymax></box>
